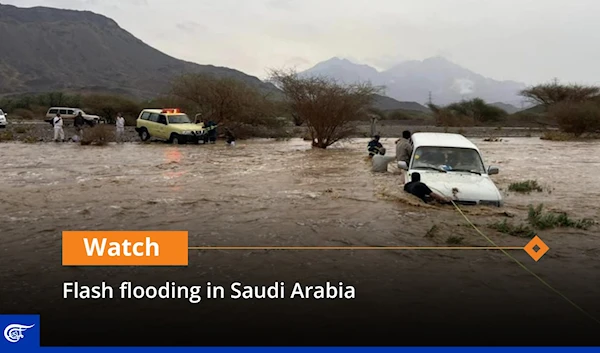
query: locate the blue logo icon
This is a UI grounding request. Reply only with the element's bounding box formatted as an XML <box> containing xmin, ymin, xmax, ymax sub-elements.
<box><xmin>0</xmin><ymin>315</ymin><xmax>40</xmax><ymax>350</ymax></box>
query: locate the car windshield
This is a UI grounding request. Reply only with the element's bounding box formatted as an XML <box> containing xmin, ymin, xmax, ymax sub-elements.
<box><xmin>167</xmin><ymin>114</ymin><xmax>191</xmax><ymax>124</ymax></box>
<box><xmin>411</xmin><ymin>146</ymin><xmax>486</xmax><ymax>174</ymax></box>
<box><xmin>0</xmin><ymin>109</ymin><xmax>4</xmax><ymax>114</ymax></box>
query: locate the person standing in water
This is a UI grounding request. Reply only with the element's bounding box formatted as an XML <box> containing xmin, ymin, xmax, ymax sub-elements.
<box><xmin>225</xmin><ymin>128</ymin><xmax>236</xmax><ymax>146</ymax></box>
<box><xmin>371</xmin><ymin>148</ymin><xmax>396</xmax><ymax>173</ymax></box>
<box><xmin>395</xmin><ymin>130</ymin><xmax>413</xmax><ymax>165</ymax></box>
<box><xmin>367</xmin><ymin>135</ymin><xmax>383</xmax><ymax>157</ymax></box>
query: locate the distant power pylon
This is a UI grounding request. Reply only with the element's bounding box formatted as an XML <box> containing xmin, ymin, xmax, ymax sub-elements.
<box><xmin>428</xmin><ymin>91</ymin><xmax>433</xmax><ymax>105</ymax></box>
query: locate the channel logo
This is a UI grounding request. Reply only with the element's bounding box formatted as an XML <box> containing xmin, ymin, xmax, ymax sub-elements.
<box><xmin>0</xmin><ymin>315</ymin><xmax>40</xmax><ymax>350</ymax></box>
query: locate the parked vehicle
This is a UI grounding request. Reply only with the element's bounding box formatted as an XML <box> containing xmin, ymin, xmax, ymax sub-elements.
<box><xmin>397</xmin><ymin>132</ymin><xmax>503</xmax><ymax>206</ymax></box>
<box><xmin>135</xmin><ymin>108</ymin><xmax>207</xmax><ymax>144</ymax></box>
<box><xmin>44</xmin><ymin>107</ymin><xmax>100</xmax><ymax>125</ymax></box>
<box><xmin>0</xmin><ymin>109</ymin><xmax>7</xmax><ymax>128</ymax></box>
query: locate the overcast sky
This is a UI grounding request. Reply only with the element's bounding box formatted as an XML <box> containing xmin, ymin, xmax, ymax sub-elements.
<box><xmin>6</xmin><ymin>0</ymin><xmax>600</xmax><ymax>84</ymax></box>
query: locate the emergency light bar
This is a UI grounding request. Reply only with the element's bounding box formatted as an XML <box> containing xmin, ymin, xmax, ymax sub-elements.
<box><xmin>161</xmin><ymin>108</ymin><xmax>181</xmax><ymax>113</ymax></box>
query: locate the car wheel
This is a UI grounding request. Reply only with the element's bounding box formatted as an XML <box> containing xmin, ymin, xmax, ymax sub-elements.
<box><xmin>140</xmin><ymin>129</ymin><xmax>150</xmax><ymax>141</ymax></box>
<box><xmin>171</xmin><ymin>134</ymin><xmax>184</xmax><ymax>145</ymax></box>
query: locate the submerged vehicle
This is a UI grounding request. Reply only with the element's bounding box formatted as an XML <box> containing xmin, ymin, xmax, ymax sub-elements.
<box><xmin>398</xmin><ymin>132</ymin><xmax>503</xmax><ymax>207</ymax></box>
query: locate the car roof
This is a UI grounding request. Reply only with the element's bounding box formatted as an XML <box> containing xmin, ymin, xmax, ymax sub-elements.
<box><xmin>411</xmin><ymin>132</ymin><xmax>479</xmax><ymax>151</ymax></box>
<box><xmin>141</xmin><ymin>109</ymin><xmax>188</xmax><ymax>115</ymax></box>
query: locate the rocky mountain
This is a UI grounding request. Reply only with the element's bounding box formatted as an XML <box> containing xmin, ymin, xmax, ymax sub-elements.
<box><xmin>301</xmin><ymin>57</ymin><xmax>527</xmax><ymax>106</ymax></box>
<box><xmin>0</xmin><ymin>4</ymin><xmax>279</xmax><ymax>98</ymax></box>
<box><xmin>371</xmin><ymin>94</ymin><xmax>429</xmax><ymax>113</ymax></box>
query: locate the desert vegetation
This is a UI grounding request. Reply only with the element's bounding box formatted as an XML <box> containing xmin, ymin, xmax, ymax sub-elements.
<box><xmin>269</xmin><ymin>69</ymin><xmax>380</xmax><ymax>148</ymax></box>
<box><xmin>80</xmin><ymin>125</ymin><xmax>113</xmax><ymax>146</ymax></box>
<box><xmin>519</xmin><ymin>81</ymin><xmax>600</xmax><ymax>138</ymax></box>
<box><xmin>489</xmin><ymin>204</ymin><xmax>595</xmax><ymax>238</ymax></box>
<box><xmin>428</xmin><ymin>98</ymin><xmax>508</xmax><ymax>127</ymax></box>
<box><xmin>508</xmin><ymin>180</ymin><xmax>544</xmax><ymax>193</ymax></box>
<box><xmin>1</xmin><ymin>77</ymin><xmax>600</xmax><ymax>141</ymax></box>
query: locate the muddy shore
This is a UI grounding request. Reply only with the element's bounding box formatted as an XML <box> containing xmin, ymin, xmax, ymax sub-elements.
<box><xmin>1</xmin><ymin>120</ymin><xmax>552</xmax><ymax>143</ymax></box>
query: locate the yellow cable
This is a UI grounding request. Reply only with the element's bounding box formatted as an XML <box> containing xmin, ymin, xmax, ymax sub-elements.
<box><xmin>450</xmin><ymin>200</ymin><xmax>600</xmax><ymax>325</ymax></box>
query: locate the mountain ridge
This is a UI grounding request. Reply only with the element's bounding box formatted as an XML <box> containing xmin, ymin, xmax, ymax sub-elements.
<box><xmin>0</xmin><ymin>3</ymin><xmax>279</xmax><ymax>99</ymax></box>
<box><xmin>301</xmin><ymin>56</ymin><xmax>527</xmax><ymax>106</ymax></box>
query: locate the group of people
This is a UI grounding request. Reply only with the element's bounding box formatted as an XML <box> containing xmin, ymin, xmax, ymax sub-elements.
<box><xmin>52</xmin><ymin>111</ymin><xmax>235</xmax><ymax>145</ymax></box>
<box><xmin>197</xmin><ymin>120</ymin><xmax>236</xmax><ymax>146</ymax></box>
<box><xmin>51</xmin><ymin>112</ymin><xmax>126</xmax><ymax>143</ymax></box>
<box><xmin>368</xmin><ymin>130</ymin><xmax>413</xmax><ymax>172</ymax></box>
<box><xmin>367</xmin><ymin>130</ymin><xmax>451</xmax><ymax>204</ymax></box>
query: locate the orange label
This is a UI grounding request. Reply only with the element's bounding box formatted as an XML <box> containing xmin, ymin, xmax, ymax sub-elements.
<box><xmin>62</xmin><ymin>231</ymin><xmax>188</xmax><ymax>266</ymax></box>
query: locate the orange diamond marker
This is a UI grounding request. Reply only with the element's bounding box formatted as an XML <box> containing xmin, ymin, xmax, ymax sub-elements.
<box><xmin>524</xmin><ymin>236</ymin><xmax>549</xmax><ymax>262</ymax></box>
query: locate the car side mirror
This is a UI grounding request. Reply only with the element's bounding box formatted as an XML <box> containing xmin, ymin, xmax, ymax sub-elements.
<box><xmin>488</xmin><ymin>166</ymin><xmax>499</xmax><ymax>175</ymax></box>
<box><xmin>397</xmin><ymin>161</ymin><xmax>408</xmax><ymax>170</ymax></box>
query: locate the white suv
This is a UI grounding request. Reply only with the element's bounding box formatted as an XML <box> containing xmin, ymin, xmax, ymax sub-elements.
<box><xmin>0</xmin><ymin>109</ymin><xmax>7</xmax><ymax>128</ymax></box>
<box><xmin>44</xmin><ymin>107</ymin><xmax>100</xmax><ymax>125</ymax></box>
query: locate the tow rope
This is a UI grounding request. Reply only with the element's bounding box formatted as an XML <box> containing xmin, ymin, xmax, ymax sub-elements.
<box><xmin>449</xmin><ymin>199</ymin><xmax>600</xmax><ymax>325</ymax></box>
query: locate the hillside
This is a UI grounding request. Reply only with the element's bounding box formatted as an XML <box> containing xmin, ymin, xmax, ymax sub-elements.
<box><xmin>371</xmin><ymin>94</ymin><xmax>429</xmax><ymax>113</ymax></box>
<box><xmin>0</xmin><ymin>4</ymin><xmax>279</xmax><ymax>98</ymax></box>
<box><xmin>490</xmin><ymin>102</ymin><xmax>520</xmax><ymax>114</ymax></box>
<box><xmin>301</xmin><ymin>57</ymin><xmax>527</xmax><ymax>106</ymax></box>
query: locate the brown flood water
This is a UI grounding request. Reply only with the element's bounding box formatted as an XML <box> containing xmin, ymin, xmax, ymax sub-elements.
<box><xmin>0</xmin><ymin>137</ymin><xmax>599</xmax><ymax>325</ymax></box>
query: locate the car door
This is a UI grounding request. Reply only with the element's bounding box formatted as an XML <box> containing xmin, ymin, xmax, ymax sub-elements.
<box><xmin>147</xmin><ymin>113</ymin><xmax>160</xmax><ymax>138</ymax></box>
<box><xmin>156</xmin><ymin>115</ymin><xmax>169</xmax><ymax>139</ymax></box>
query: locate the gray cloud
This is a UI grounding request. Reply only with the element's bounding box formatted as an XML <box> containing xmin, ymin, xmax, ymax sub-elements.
<box><xmin>5</xmin><ymin>0</ymin><xmax>600</xmax><ymax>84</ymax></box>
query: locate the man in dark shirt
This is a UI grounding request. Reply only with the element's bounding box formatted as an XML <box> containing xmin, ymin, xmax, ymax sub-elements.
<box><xmin>404</xmin><ymin>172</ymin><xmax>451</xmax><ymax>204</ymax></box>
<box><xmin>367</xmin><ymin>135</ymin><xmax>383</xmax><ymax>157</ymax></box>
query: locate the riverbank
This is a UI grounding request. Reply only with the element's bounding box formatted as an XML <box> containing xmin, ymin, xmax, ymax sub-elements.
<box><xmin>0</xmin><ymin>120</ymin><xmax>558</xmax><ymax>143</ymax></box>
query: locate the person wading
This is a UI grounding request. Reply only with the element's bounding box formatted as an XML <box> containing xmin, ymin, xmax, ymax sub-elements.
<box><xmin>404</xmin><ymin>172</ymin><xmax>451</xmax><ymax>204</ymax></box>
<box><xmin>225</xmin><ymin>128</ymin><xmax>236</xmax><ymax>146</ymax></box>
<box><xmin>367</xmin><ymin>135</ymin><xmax>383</xmax><ymax>157</ymax></box>
<box><xmin>371</xmin><ymin>148</ymin><xmax>395</xmax><ymax>173</ymax></box>
<box><xmin>395</xmin><ymin>130</ymin><xmax>413</xmax><ymax>165</ymax></box>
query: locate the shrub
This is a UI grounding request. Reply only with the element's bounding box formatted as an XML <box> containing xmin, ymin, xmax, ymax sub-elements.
<box><xmin>488</xmin><ymin>220</ymin><xmax>536</xmax><ymax>238</ymax></box>
<box><xmin>14</xmin><ymin>126</ymin><xmax>29</xmax><ymax>134</ymax></box>
<box><xmin>82</xmin><ymin>94</ymin><xmax>141</xmax><ymax>124</ymax></box>
<box><xmin>0</xmin><ymin>131</ymin><xmax>15</xmax><ymax>141</ymax></box>
<box><xmin>12</xmin><ymin>108</ymin><xmax>35</xmax><ymax>120</ymax></box>
<box><xmin>527</xmin><ymin>204</ymin><xmax>594</xmax><ymax>230</ymax></box>
<box><xmin>549</xmin><ymin>101</ymin><xmax>600</xmax><ymax>136</ymax></box>
<box><xmin>81</xmin><ymin>125</ymin><xmax>113</xmax><ymax>146</ymax></box>
<box><xmin>508</xmin><ymin>180</ymin><xmax>543</xmax><ymax>193</ymax></box>
<box><xmin>428</xmin><ymin>98</ymin><xmax>505</xmax><ymax>127</ymax></box>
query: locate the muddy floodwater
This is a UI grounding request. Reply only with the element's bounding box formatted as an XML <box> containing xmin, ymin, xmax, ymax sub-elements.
<box><xmin>0</xmin><ymin>137</ymin><xmax>599</xmax><ymax>343</ymax></box>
